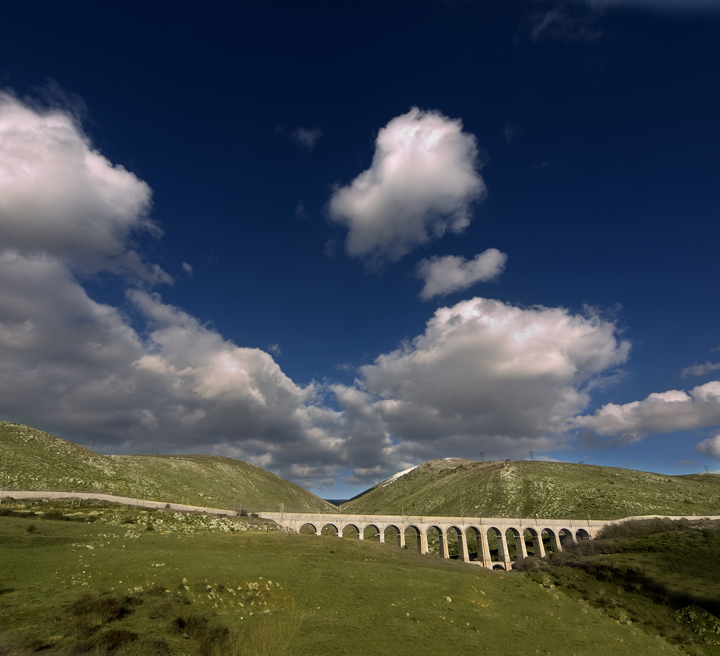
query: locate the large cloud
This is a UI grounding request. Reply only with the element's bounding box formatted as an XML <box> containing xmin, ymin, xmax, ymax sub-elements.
<box><xmin>571</xmin><ymin>382</ymin><xmax>720</xmax><ymax>442</ymax></box>
<box><xmin>334</xmin><ymin>297</ymin><xmax>630</xmax><ymax>475</ymax></box>
<box><xmin>0</xmin><ymin>91</ymin><xmax>168</xmax><ymax>283</ymax></box>
<box><xmin>328</xmin><ymin>108</ymin><xmax>486</xmax><ymax>267</ymax></box>
<box><xmin>416</xmin><ymin>249</ymin><xmax>507</xmax><ymax>299</ymax></box>
<box><xmin>0</xmin><ymin>92</ymin><xmax>347</xmax><ymax>487</ymax></box>
<box><xmin>0</xmin><ymin>250</ymin><xmax>345</xmax><ymax>484</ymax></box>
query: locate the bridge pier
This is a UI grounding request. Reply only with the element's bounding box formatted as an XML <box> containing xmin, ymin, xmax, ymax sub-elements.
<box><xmin>532</xmin><ymin>532</ymin><xmax>545</xmax><ymax>558</ymax></box>
<box><xmin>498</xmin><ymin>531</ymin><xmax>511</xmax><ymax>566</ymax></box>
<box><xmin>439</xmin><ymin>529</ymin><xmax>449</xmax><ymax>559</ymax></box>
<box><xmin>517</xmin><ymin>530</ymin><xmax>528</xmax><ymax>559</ymax></box>
<box><xmin>458</xmin><ymin>531</ymin><xmax>470</xmax><ymax>562</ymax></box>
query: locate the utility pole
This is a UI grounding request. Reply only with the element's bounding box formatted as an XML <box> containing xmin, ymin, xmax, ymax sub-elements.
<box><xmin>529</xmin><ymin>451</ymin><xmax>534</xmax><ymax>461</ymax></box>
<box><xmin>480</xmin><ymin>452</ymin><xmax>484</xmax><ymax>463</ymax></box>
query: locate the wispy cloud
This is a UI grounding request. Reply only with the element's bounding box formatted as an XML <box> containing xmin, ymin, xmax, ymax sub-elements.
<box><xmin>681</xmin><ymin>361</ymin><xmax>720</xmax><ymax>378</ymax></box>
<box><xmin>291</xmin><ymin>127</ymin><xmax>323</xmax><ymax>151</ymax></box>
<box><xmin>527</xmin><ymin>5</ymin><xmax>603</xmax><ymax>43</ymax></box>
<box><xmin>571</xmin><ymin>0</ymin><xmax>720</xmax><ymax>12</ymax></box>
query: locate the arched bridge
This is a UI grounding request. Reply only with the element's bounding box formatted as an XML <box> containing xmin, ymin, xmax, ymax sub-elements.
<box><xmin>259</xmin><ymin>511</ymin><xmax>610</xmax><ymax>570</ymax></box>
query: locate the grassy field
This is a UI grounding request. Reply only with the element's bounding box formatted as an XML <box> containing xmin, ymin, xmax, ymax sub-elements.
<box><xmin>516</xmin><ymin>518</ymin><xmax>720</xmax><ymax>655</ymax></box>
<box><xmin>0</xmin><ymin>421</ymin><xmax>335</xmax><ymax>513</ymax></box>
<box><xmin>0</xmin><ymin>499</ymin><xmax>685</xmax><ymax>656</ymax></box>
<box><xmin>342</xmin><ymin>458</ymin><xmax>720</xmax><ymax>519</ymax></box>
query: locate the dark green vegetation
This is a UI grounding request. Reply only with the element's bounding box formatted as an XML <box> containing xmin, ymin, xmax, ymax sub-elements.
<box><xmin>0</xmin><ymin>501</ymin><xmax>683</xmax><ymax>656</ymax></box>
<box><xmin>0</xmin><ymin>421</ymin><xmax>334</xmax><ymax>512</ymax></box>
<box><xmin>342</xmin><ymin>458</ymin><xmax>720</xmax><ymax>519</ymax></box>
<box><xmin>516</xmin><ymin>518</ymin><xmax>720</xmax><ymax>655</ymax></box>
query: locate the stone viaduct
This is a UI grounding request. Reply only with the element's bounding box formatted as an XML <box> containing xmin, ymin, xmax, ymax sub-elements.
<box><xmin>259</xmin><ymin>511</ymin><xmax>610</xmax><ymax>570</ymax></box>
<box><xmin>8</xmin><ymin>491</ymin><xmax>715</xmax><ymax>571</ymax></box>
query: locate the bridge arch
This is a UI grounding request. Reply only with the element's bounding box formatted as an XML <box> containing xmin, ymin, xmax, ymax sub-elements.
<box><xmin>384</xmin><ymin>524</ymin><xmax>401</xmax><ymax>547</ymax></box>
<box><xmin>576</xmin><ymin>528</ymin><xmax>591</xmax><ymax>541</ymax></box>
<box><xmin>321</xmin><ymin>523</ymin><xmax>339</xmax><ymax>536</ymax></box>
<box><xmin>426</xmin><ymin>525</ymin><xmax>445</xmax><ymax>558</ymax></box>
<box><xmin>299</xmin><ymin>522</ymin><xmax>318</xmax><ymax>535</ymax></box>
<box><xmin>445</xmin><ymin>525</ymin><xmax>466</xmax><ymax>560</ymax></box>
<box><xmin>540</xmin><ymin>528</ymin><xmax>560</xmax><ymax>554</ymax></box>
<box><xmin>403</xmin><ymin>525</ymin><xmax>422</xmax><ymax>552</ymax></box>
<box><xmin>559</xmin><ymin>528</ymin><xmax>574</xmax><ymax>548</ymax></box>
<box><xmin>522</xmin><ymin>527</ymin><xmax>545</xmax><ymax>558</ymax></box>
<box><xmin>505</xmin><ymin>527</ymin><xmax>527</xmax><ymax>561</ymax></box>
<box><xmin>362</xmin><ymin>524</ymin><xmax>380</xmax><ymax>541</ymax></box>
<box><xmin>341</xmin><ymin>523</ymin><xmax>359</xmax><ymax>539</ymax></box>
<box><xmin>464</xmin><ymin>526</ymin><xmax>484</xmax><ymax>562</ymax></box>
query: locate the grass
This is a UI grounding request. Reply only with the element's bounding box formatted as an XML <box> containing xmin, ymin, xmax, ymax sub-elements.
<box><xmin>342</xmin><ymin>458</ymin><xmax>720</xmax><ymax>519</ymax></box>
<box><xmin>0</xmin><ymin>501</ymin><xmax>684</xmax><ymax>655</ymax></box>
<box><xmin>516</xmin><ymin>518</ymin><xmax>720</xmax><ymax>655</ymax></box>
<box><xmin>0</xmin><ymin>421</ymin><xmax>335</xmax><ymax>513</ymax></box>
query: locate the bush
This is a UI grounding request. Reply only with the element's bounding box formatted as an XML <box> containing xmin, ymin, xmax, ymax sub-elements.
<box><xmin>70</xmin><ymin>591</ymin><xmax>133</xmax><ymax>622</ymax></box>
<box><xmin>96</xmin><ymin>628</ymin><xmax>138</xmax><ymax>652</ymax></box>
<box><xmin>596</xmin><ymin>518</ymin><xmax>689</xmax><ymax>541</ymax></box>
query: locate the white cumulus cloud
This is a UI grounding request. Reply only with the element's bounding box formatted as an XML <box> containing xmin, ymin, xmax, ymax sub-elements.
<box><xmin>572</xmin><ymin>381</ymin><xmax>720</xmax><ymax>441</ymax></box>
<box><xmin>696</xmin><ymin>434</ymin><xmax>720</xmax><ymax>460</ymax></box>
<box><xmin>417</xmin><ymin>248</ymin><xmax>507</xmax><ymax>299</ymax></box>
<box><xmin>0</xmin><ymin>91</ymin><xmax>168</xmax><ymax>284</ymax></box>
<box><xmin>328</xmin><ymin>107</ymin><xmax>486</xmax><ymax>267</ymax></box>
<box><xmin>0</xmin><ymin>250</ymin><xmax>346</xmax><ymax>485</ymax></box>
<box><xmin>334</xmin><ymin>297</ymin><xmax>630</xmax><ymax>474</ymax></box>
<box><xmin>0</xmin><ymin>91</ymin><xmax>348</xmax><ymax>487</ymax></box>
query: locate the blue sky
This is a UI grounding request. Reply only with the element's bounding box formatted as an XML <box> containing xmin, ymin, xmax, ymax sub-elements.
<box><xmin>1</xmin><ymin>0</ymin><xmax>719</xmax><ymax>498</ymax></box>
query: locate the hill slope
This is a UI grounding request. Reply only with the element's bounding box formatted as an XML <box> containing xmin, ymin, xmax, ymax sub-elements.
<box><xmin>0</xmin><ymin>421</ymin><xmax>335</xmax><ymax>513</ymax></box>
<box><xmin>341</xmin><ymin>458</ymin><xmax>720</xmax><ymax>519</ymax></box>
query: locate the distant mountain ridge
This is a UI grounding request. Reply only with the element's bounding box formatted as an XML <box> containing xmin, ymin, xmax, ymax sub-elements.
<box><xmin>341</xmin><ymin>457</ymin><xmax>720</xmax><ymax>520</ymax></box>
<box><xmin>0</xmin><ymin>421</ymin><xmax>335</xmax><ymax>513</ymax></box>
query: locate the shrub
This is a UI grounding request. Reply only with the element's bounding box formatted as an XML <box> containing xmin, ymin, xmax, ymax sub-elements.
<box><xmin>96</xmin><ymin>628</ymin><xmax>138</xmax><ymax>652</ymax></box>
<box><xmin>26</xmin><ymin>524</ymin><xmax>37</xmax><ymax>533</ymax></box>
<box><xmin>70</xmin><ymin>592</ymin><xmax>133</xmax><ymax>622</ymax></box>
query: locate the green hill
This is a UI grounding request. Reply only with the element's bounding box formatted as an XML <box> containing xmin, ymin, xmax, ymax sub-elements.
<box><xmin>0</xmin><ymin>421</ymin><xmax>335</xmax><ymax>513</ymax></box>
<box><xmin>341</xmin><ymin>458</ymin><xmax>720</xmax><ymax>519</ymax></box>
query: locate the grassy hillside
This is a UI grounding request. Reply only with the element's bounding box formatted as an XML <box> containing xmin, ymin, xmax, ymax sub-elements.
<box><xmin>0</xmin><ymin>499</ymin><xmax>683</xmax><ymax>656</ymax></box>
<box><xmin>341</xmin><ymin>458</ymin><xmax>720</xmax><ymax>519</ymax></box>
<box><xmin>0</xmin><ymin>421</ymin><xmax>335</xmax><ymax>513</ymax></box>
<box><xmin>517</xmin><ymin>518</ymin><xmax>720</xmax><ymax>655</ymax></box>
